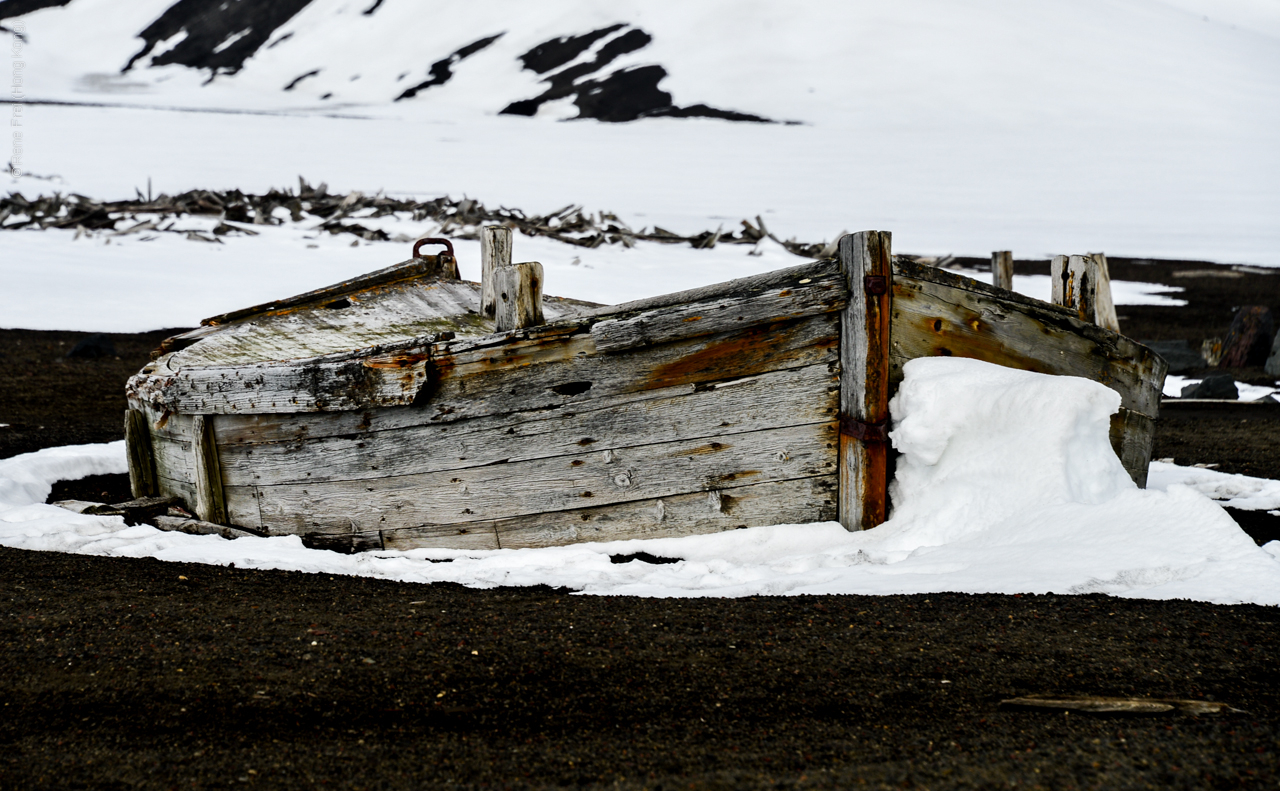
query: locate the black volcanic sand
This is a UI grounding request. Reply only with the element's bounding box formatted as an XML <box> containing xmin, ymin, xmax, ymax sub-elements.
<box><xmin>0</xmin><ymin>548</ymin><xmax>1277</xmax><ymax>790</ymax></box>
<box><xmin>2</xmin><ymin>257</ymin><xmax>1280</xmax><ymax>789</ymax></box>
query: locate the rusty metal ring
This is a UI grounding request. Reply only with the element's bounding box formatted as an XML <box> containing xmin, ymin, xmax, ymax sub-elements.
<box><xmin>413</xmin><ymin>237</ymin><xmax>455</xmax><ymax>260</ymax></box>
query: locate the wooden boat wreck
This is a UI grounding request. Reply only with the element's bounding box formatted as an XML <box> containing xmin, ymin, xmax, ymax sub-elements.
<box><xmin>124</xmin><ymin>230</ymin><xmax>1167</xmax><ymax>552</ymax></box>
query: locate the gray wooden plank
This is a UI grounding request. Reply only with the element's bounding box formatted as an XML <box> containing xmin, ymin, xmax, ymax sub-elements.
<box><xmin>224</xmin><ymin>485</ymin><xmax>263</xmax><ymax>530</ymax></box>
<box><xmin>379</xmin><ymin>475</ymin><xmax>839</xmax><ymax>550</ymax></box>
<box><xmin>218</xmin><ymin>363</ymin><xmax>838</xmax><ymax>487</ymax></box>
<box><xmin>139</xmin><ymin>311</ymin><xmax>839</xmax><ymax>418</ymax></box>
<box><xmin>1109</xmin><ymin>408</ymin><xmax>1156</xmax><ymax>488</ymax></box>
<box><xmin>379</xmin><ymin>522</ymin><xmax>501</xmax><ymax>551</ymax></box>
<box><xmin>245</xmin><ymin>421</ymin><xmax>838</xmax><ymax>534</ymax></box>
<box><xmin>586</xmin><ymin>259</ymin><xmax>839</xmax><ymax>319</ymax></box>
<box><xmin>156</xmin><ymin>475</ymin><xmax>197</xmax><ymax>510</ymax></box>
<box><xmin>590</xmin><ymin>270</ymin><xmax>846</xmax><ymax>353</ymax></box>
<box><xmin>889</xmin><ymin>271</ymin><xmax>1166</xmax><ymax>418</ymax></box>
<box><xmin>124</xmin><ymin>409</ymin><xmax>157</xmax><ymax>498</ymax></box>
<box><xmin>192</xmin><ymin>415</ymin><xmax>227</xmax><ymax>525</ymax></box>
<box><xmin>893</xmin><ymin>257</ymin><xmax>1076</xmax><ymax>318</ymax></box>
<box><xmin>152</xmin><ymin>434</ymin><xmax>194</xmax><ymax>484</ymax></box>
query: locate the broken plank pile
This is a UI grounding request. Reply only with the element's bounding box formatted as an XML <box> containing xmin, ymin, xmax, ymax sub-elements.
<box><xmin>0</xmin><ymin>179</ymin><xmax>840</xmax><ymax>257</ymax></box>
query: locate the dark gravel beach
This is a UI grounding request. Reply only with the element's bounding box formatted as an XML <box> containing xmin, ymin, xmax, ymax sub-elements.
<box><xmin>2</xmin><ymin>257</ymin><xmax>1279</xmax><ymax>789</ymax></box>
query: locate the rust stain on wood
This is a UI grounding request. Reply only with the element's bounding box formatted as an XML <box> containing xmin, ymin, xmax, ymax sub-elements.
<box><xmin>905</xmin><ymin>307</ymin><xmax>1058</xmax><ymax>375</ymax></box>
<box><xmin>363</xmin><ymin>353</ymin><xmax>430</xmax><ymax>369</ymax></box>
<box><xmin>713</xmin><ymin>470</ymin><xmax>761</xmax><ymax>484</ymax></box>
<box><xmin>647</xmin><ymin>319</ymin><xmax>835</xmax><ymax>391</ymax></box>
<box><xmin>682</xmin><ymin>441</ymin><xmax>728</xmax><ymax>456</ymax></box>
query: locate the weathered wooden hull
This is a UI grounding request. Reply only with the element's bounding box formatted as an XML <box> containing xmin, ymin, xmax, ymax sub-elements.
<box><xmin>125</xmin><ymin>235</ymin><xmax>1167</xmax><ymax>552</ymax></box>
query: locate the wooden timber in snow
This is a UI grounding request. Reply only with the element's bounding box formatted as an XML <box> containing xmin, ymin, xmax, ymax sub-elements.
<box><xmin>125</xmin><ymin>231</ymin><xmax>1167</xmax><ymax>552</ymax></box>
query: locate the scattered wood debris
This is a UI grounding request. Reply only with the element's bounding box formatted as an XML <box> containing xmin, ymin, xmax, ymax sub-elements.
<box><xmin>0</xmin><ymin>178</ymin><xmax>841</xmax><ymax>258</ymax></box>
<box><xmin>52</xmin><ymin>495</ymin><xmax>180</xmax><ymax>526</ymax></box>
<box><xmin>1001</xmin><ymin>695</ymin><xmax>1239</xmax><ymax>716</ymax></box>
<box><xmin>52</xmin><ymin>496</ymin><xmax>261</xmax><ymax>539</ymax></box>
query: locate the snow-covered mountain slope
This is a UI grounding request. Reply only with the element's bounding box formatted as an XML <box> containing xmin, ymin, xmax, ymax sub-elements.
<box><xmin>3</xmin><ymin>0</ymin><xmax>1279</xmax><ymax>273</ymax></box>
<box><xmin>7</xmin><ymin>0</ymin><xmax>1279</xmax><ymax>125</ymax></box>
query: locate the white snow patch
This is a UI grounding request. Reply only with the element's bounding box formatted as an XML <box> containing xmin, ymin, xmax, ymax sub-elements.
<box><xmin>1163</xmin><ymin>375</ymin><xmax>1279</xmax><ymax>399</ymax></box>
<box><xmin>1149</xmin><ymin>461</ymin><xmax>1280</xmax><ymax>511</ymax></box>
<box><xmin>2</xmin><ymin>359</ymin><xmax>1277</xmax><ymax>604</ymax></box>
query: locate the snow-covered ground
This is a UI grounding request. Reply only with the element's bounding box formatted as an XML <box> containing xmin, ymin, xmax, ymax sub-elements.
<box><xmin>1164</xmin><ymin>375</ymin><xmax>1280</xmax><ymax>400</ymax></box>
<box><xmin>3</xmin><ymin>358</ymin><xmax>1278</xmax><ymax>604</ymax></box>
<box><xmin>4</xmin><ymin>0</ymin><xmax>1279</xmax><ymax>296</ymax></box>
<box><xmin>4</xmin><ymin>216</ymin><xmax>1195</xmax><ymax>333</ymax></box>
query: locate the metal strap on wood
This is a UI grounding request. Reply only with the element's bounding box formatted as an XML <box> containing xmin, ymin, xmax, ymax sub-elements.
<box><xmin>840</xmin><ymin>414</ymin><xmax>888</xmax><ymax>443</ymax></box>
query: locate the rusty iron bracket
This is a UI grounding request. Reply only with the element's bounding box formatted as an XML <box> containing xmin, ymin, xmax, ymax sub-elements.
<box><xmin>413</xmin><ymin>237</ymin><xmax>455</xmax><ymax>261</ymax></box>
<box><xmin>864</xmin><ymin>275</ymin><xmax>888</xmax><ymax>296</ymax></box>
<box><xmin>841</xmin><ymin>414</ymin><xmax>888</xmax><ymax>442</ymax></box>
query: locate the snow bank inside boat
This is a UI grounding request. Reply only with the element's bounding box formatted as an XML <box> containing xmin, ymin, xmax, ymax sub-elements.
<box><xmin>3</xmin><ymin>360</ymin><xmax>1279</xmax><ymax>603</ymax></box>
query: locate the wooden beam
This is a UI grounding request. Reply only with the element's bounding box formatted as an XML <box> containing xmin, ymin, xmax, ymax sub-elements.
<box><xmin>494</xmin><ymin>262</ymin><xmax>545</xmax><ymax>332</ymax></box>
<box><xmin>838</xmin><ymin>230</ymin><xmax>892</xmax><ymax>531</ymax></box>
<box><xmin>192</xmin><ymin>415</ymin><xmax>228</xmax><ymax>525</ymax></box>
<box><xmin>124</xmin><ymin>408</ymin><xmax>158</xmax><ymax>498</ymax></box>
<box><xmin>991</xmin><ymin>250</ymin><xmax>1013</xmax><ymax>291</ymax></box>
<box><xmin>890</xmin><ymin>263</ymin><xmax>1164</xmax><ymax>418</ymax></box>
<box><xmin>480</xmin><ymin>225</ymin><xmax>512</xmax><ymax>317</ymax></box>
<box><xmin>590</xmin><ymin>270</ymin><xmax>846</xmax><ymax>353</ymax></box>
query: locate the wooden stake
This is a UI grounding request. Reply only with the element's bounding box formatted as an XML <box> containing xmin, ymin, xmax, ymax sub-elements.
<box><xmin>1089</xmin><ymin>252</ymin><xmax>1121</xmax><ymax>333</ymax></box>
<box><xmin>124</xmin><ymin>409</ymin><xmax>157</xmax><ymax>498</ymax></box>
<box><xmin>991</xmin><ymin>250</ymin><xmax>1013</xmax><ymax>291</ymax></box>
<box><xmin>1051</xmin><ymin>254</ymin><xmax>1095</xmax><ymax>324</ymax></box>
<box><xmin>480</xmin><ymin>225</ymin><xmax>512</xmax><ymax>317</ymax></box>
<box><xmin>838</xmin><ymin>230</ymin><xmax>892</xmax><ymax>531</ymax></box>
<box><xmin>494</xmin><ymin>262</ymin><xmax>545</xmax><ymax>332</ymax></box>
<box><xmin>1051</xmin><ymin>253</ymin><xmax>1119</xmax><ymax>332</ymax></box>
<box><xmin>192</xmin><ymin>415</ymin><xmax>228</xmax><ymax>525</ymax></box>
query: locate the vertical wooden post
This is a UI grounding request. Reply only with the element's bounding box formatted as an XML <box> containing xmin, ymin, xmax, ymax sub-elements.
<box><xmin>1089</xmin><ymin>252</ymin><xmax>1121</xmax><ymax>333</ymax></box>
<box><xmin>991</xmin><ymin>250</ymin><xmax>1014</xmax><ymax>291</ymax></box>
<box><xmin>1051</xmin><ymin>253</ymin><xmax>1119</xmax><ymax>332</ymax></box>
<box><xmin>1051</xmin><ymin>254</ymin><xmax>1096</xmax><ymax>323</ymax></box>
<box><xmin>124</xmin><ymin>409</ymin><xmax>157</xmax><ymax>499</ymax></box>
<box><xmin>192</xmin><ymin>414</ymin><xmax>228</xmax><ymax>525</ymax></box>
<box><xmin>494</xmin><ymin>262</ymin><xmax>545</xmax><ymax>332</ymax></box>
<box><xmin>480</xmin><ymin>226</ymin><xmax>512</xmax><ymax>317</ymax></box>
<box><xmin>838</xmin><ymin>230</ymin><xmax>892</xmax><ymax>531</ymax></box>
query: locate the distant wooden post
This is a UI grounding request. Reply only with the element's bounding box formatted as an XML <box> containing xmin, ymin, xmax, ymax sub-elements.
<box><xmin>838</xmin><ymin>230</ymin><xmax>892</xmax><ymax>531</ymax></box>
<box><xmin>192</xmin><ymin>415</ymin><xmax>228</xmax><ymax>525</ymax></box>
<box><xmin>1051</xmin><ymin>253</ymin><xmax>1119</xmax><ymax>332</ymax></box>
<box><xmin>494</xmin><ymin>262</ymin><xmax>545</xmax><ymax>333</ymax></box>
<box><xmin>124</xmin><ymin>409</ymin><xmax>157</xmax><ymax>498</ymax></box>
<box><xmin>991</xmin><ymin>250</ymin><xmax>1013</xmax><ymax>291</ymax></box>
<box><xmin>480</xmin><ymin>226</ymin><xmax>512</xmax><ymax>317</ymax></box>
